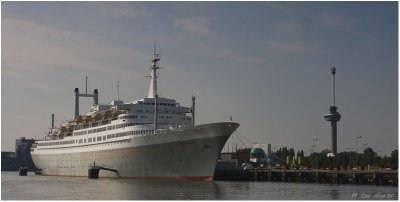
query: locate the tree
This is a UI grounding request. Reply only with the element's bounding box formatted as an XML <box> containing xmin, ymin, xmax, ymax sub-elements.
<box><xmin>289</xmin><ymin>148</ymin><xmax>295</xmax><ymax>157</ymax></box>
<box><xmin>363</xmin><ymin>147</ymin><xmax>377</xmax><ymax>165</ymax></box>
<box><xmin>390</xmin><ymin>149</ymin><xmax>398</xmax><ymax>169</ymax></box>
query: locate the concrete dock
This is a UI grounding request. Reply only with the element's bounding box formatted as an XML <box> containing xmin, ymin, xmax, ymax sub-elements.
<box><xmin>214</xmin><ymin>168</ymin><xmax>398</xmax><ymax>186</ymax></box>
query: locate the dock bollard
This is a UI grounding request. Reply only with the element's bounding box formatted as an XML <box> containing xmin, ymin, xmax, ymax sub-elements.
<box><xmin>19</xmin><ymin>167</ymin><xmax>28</xmax><ymax>176</ymax></box>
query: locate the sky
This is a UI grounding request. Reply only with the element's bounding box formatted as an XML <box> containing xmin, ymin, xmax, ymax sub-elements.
<box><xmin>1</xmin><ymin>2</ymin><xmax>398</xmax><ymax>156</ymax></box>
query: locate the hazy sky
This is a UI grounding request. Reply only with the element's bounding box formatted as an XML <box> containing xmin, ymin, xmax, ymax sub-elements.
<box><xmin>2</xmin><ymin>2</ymin><xmax>398</xmax><ymax>155</ymax></box>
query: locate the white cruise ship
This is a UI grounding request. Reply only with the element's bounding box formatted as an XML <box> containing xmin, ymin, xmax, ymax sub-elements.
<box><xmin>31</xmin><ymin>50</ymin><xmax>239</xmax><ymax>180</ymax></box>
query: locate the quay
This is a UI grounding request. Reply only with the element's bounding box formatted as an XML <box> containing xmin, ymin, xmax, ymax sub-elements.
<box><xmin>214</xmin><ymin>168</ymin><xmax>398</xmax><ymax>186</ymax></box>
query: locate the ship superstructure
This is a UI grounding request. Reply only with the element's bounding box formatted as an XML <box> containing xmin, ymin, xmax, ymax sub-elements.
<box><xmin>31</xmin><ymin>49</ymin><xmax>239</xmax><ymax>180</ymax></box>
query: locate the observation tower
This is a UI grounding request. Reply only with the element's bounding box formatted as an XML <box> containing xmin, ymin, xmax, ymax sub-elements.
<box><xmin>323</xmin><ymin>67</ymin><xmax>341</xmax><ymax>155</ymax></box>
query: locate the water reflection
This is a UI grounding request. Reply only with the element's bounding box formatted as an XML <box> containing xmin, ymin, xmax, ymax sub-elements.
<box><xmin>328</xmin><ymin>187</ymin><xmax>339</xmax><ymax>200</ymax></box>
<box><xmin>1</xmin><ymin>172</ymin><xmax>398</xmax><ymax>200</ymax></box>
<box><xmin>89</xmin><ymin>178</ymin><xmax>222</xmax><ymax>200</ymax></box>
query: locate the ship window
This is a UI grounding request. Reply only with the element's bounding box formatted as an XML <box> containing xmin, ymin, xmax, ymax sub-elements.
<box><xmin>103</xmin><ymin>136</ymin><xmax>106</xmax><ymax>140</ymax></box>
<box><xmin>97</xmin><ymin>136</ymin><xmax>102</xmax><ymax>141</ymax></box>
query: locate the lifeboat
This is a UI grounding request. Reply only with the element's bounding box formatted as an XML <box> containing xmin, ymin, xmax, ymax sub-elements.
<box><xmin>93</xmin><ymin>113</ymin><xmax>103</xmax><ymax>121</ymax></box>
<box><xmin>75</xmin><ymin>115</ymin><xmax>84</xmax><ymax>124</ymax></box>
<box><xmin>84</xmin><ymin>116</ymin><xmax>93</xmax><ymax>122</ymax></box>
<box><xmin>103</xmin><ymin>110</ymin><xmax>112</xmax><ymax>119</ymax></box>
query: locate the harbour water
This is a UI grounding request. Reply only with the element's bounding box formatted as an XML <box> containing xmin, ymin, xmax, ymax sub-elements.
<box><xmin>1</xmin><ymin>171</ymin><xmax>397</xmax><ymax>200</ymax></box>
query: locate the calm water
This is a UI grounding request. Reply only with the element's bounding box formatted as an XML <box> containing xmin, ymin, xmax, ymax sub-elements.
<box><xmin>1</xmin><ymin>171</ymin><xmax>398</xmax><ymax>200</ymax></box>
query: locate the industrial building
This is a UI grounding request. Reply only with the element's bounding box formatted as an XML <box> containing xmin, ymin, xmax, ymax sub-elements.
<box><xmin>1</xmin><ymin>137</ymin><xmax>37</xmax><ymax>171</ymax></box>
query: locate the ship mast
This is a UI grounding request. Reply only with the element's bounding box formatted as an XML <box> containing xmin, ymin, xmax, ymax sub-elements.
<box><xmin>148</xmin><ymin>45</ymin><xmax>163</xmax><ymax>133</ymax></box>
<box><xmin>148</xmin><ymin>45</ymin><xmax>162</xmax><ymax>98</ymax></box>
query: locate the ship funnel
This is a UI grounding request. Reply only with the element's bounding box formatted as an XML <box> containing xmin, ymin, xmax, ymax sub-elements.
<box><xmin>51</xmin><ymin>114</ymin><xmax>54</xmax><ymax>130</ymax></box>
<box><xmin>94</xmin><ymin>89</ymin><xmax>98</xmax><ymax>105</ymax></box>
<box><xmin>75</xmin><ymin>88</ymin><xmax>79</xmax><ymax>118</ymax></box>
<box><xmin>74</xmin><ymin>78</ymin><xmax>100</xmax><ymax>118</ymax></box>
<box><xmin>192</xmin><ymin>96</ymin><xmax>196</xmax><ymax>126</ymax></box>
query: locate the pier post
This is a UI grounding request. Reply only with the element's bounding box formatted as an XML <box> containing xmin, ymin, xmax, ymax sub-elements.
<box><xmin>373</xmin><ymin>172</ymin><xmax>378</xmax><ymax>185</ymax></box>
<box><xmin>18</xmin><ymin>167</ymin><xmax>28</xmax><ymax>176</ymax></box>
<box><xmin>333</xmin><ymin>171</ymin><xmax>338</xmax><ymax>184</ymax></box>
<box><xmin>283</xmin><ymin>171</ymin><xmax>286</xmax><ymax>182</ymax></box>
<box><xmin>267</xmin><ymin>171</ymin><xmax>272</xmax><ymax>182</ymax></box>
<box><xmin>373</xmin><ymin>172</ymin><xmax>380</xmax><ymax>185</ymax></box>
<box><xmin>298</xmin><ymin>171</ymin><xmax>302</xmax><ymax>183</ymax></box>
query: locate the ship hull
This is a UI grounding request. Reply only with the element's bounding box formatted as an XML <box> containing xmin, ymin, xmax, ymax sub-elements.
<box><xmin>31</xmin><ymin>122</ymin><xmax>239</xmax><ymax>180</ymax></box>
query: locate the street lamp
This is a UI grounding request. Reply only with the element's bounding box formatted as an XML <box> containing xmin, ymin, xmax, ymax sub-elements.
<box><xmin>355</xmin><ymin>136</ymin><xmax>362</xmax><ymax>167</ymax></box>
<box><xmin>312</xmin><ymin>138</ymin><xmax>319</xmax><ymax>153</ymax></box>
<box><xmin>312</xmin><ymin>138</ymin><xmax>319</xmax><ymax>168</ymax></box>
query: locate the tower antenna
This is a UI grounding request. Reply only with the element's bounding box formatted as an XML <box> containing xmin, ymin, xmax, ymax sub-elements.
<box><xmin>331</xmin><ymin>67</ymin><xmax>336</xmax><ymax>106</ymax></box>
